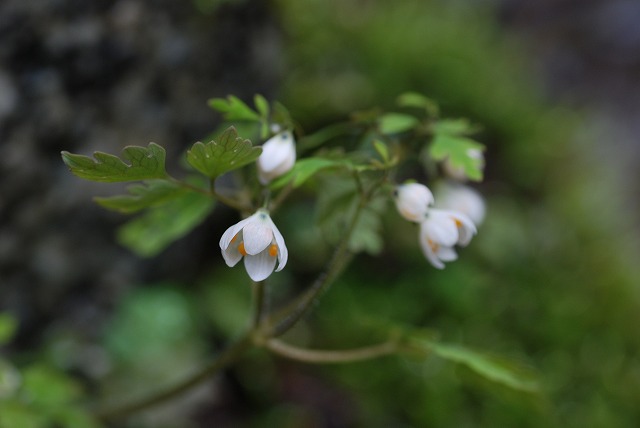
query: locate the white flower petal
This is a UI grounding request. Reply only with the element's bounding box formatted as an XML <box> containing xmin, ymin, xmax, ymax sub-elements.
<box><xmin>269</xmin><ymin>218</ymin><xmax>288</xmax><ymax>271</ymax></box>
<box><xmin>423</xmin><ymin>211</ymin><xmax>459</xmax><ymax>247</ymax></box>
<box><xmin>419</xmin><ymin>235</ymin><xmax>445</xmax><ymax>269</ymax></box>
<box><xmin>441</xmin><ymin>210</ymin><xmax>476</xmax><ymax>246</ymax></box>
<box><xmin>435</xmin><ymin>182</ymin><xmax>486</xmax><ymax>226</ymax></box>
<box><xmin>244</xmin><ymin>249</ymin><xmax>278</xmax><ymax>281</ymax></box>
<box><xmin>222</xmin><ymin>242</ymin><xmax>243</xmax><ymax>267</ymax></box>
<box><xmin>219</xmin><ymin>216</ymin><xmax>252</xmax><ymax>250</ymax></box>
<box><xmin>437</xmin><ymin>246</ymin><xmax>458</xmax><ymax>262</ymax></box>
<box><xmin>242</xmin><ymin>212</ymin><xmax>274</xmax><ymax>254</ymax></box>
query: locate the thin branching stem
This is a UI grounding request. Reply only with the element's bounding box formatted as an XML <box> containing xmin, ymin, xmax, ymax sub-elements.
<box><xmin>168</xmin><ymin>176</ymin><xmax>252</xmax><ymax>212</ymax></box>
<box><xmin>94</xmin><ymin>334</ymin><xmax>254</xmax><ymax>423</ymax></box>
<box><xmin>265</xmin><ymin>338</ymin><xmax>398</xmax><ymax>364</ymax></box>
<box><xmin>267</xmin><ymin>174</ymin><xmax>383</xmax><ymax>337</ymax></box>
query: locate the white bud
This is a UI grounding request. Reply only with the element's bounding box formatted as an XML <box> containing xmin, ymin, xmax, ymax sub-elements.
<box><xmin>394</xmin><ymin>183</ymin><xmax>434</xmax><ymax>222</ymax></box>
<box><xmin>257</xmin><ymin>131</ymin><xmax>296</xmax><ymax>184</ymax></box>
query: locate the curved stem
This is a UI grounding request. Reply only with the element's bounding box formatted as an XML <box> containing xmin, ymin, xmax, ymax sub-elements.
<box><xmin>265</xmin><ymin>338</ymin><xmax>398</xmax><ymax>364</ymax></box>
<box><xmin>212</xmin><ymin>189</ymin><xmax>253</xmax><ymax>213</ymax></box>
<box><xmin>94</xmin><ymin>334</ymin><xmax>254</xmax><ymax>423</ymax></box>
<box><xmin>268</xmin><ymin>196</ymin><xmax>366</xmax><ymax>337</ymax></box>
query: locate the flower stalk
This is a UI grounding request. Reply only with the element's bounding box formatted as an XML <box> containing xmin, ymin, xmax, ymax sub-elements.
<box><xmin>264</xmin><ymin>338</ymin><xmax>398</xmax><ymax>364</ymax></box>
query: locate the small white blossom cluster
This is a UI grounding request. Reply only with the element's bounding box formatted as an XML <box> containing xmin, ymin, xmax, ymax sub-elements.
<box><xmin>394</xmin><ymin>182</ymin><xmax>484</xmax><ymax>269</ymax></box>
<box><xmin>220</xmin><ymin>131</ymin><xmax>296</xmax><ymax>281</ymax></box>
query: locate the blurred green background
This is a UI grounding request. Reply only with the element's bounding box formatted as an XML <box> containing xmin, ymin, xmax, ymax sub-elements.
<box><xmin>2</xmin><ymin>0</ymin><xmax>640</xmax><ymax>427</ymax></box>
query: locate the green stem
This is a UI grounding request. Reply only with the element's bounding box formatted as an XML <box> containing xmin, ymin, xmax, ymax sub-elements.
<box><xmin>94</xmin><ymin>334</ymin><xmax>254</xmax><ymax>423</ymax></box>
<box><xmin>168</xmin><ymin>176</ymin><xmax>252</xmax><ymax>212</ymax></box>
<box><xmin>268</xmin><ymin>195</ymin><xmax>367</xmax><ymax>337</ymax></box>
<box><xmin>265</xmin><ymin>338</ymin><xmax>398</xmax><ymax>364</ymax></box>
<box><xmin>252</xmin><ymin>281</ymin><xmax>266</xmax><ymax>328</ymax></box>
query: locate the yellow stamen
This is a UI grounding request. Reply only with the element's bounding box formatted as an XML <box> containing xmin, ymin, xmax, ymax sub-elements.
<box><xmin>238</xmin><ymin>242</ymin><xmax>247</xmax><ymax>256</ymax></box>
<box><xmin>268</xmin><ymin>244</ymin><xmax>278</xmax><ymax>257</ymax></box>
<box><xmin>231</xmin><ymin>233</ymin><xmax>240</xmax><ymax>243</ymax></box>
<box><xmin>428</xmin><ymin>239</ymin><xmax>439</xmax><ymax>253</ymax></box>
<box><xmin>452</xmin><ymin>218</ymin><xmax>462</xmax><ymax>228</ymax></box>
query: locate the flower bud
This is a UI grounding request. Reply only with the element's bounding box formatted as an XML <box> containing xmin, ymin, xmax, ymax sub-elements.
<box><xmin>394</xmin><ymin>183</ymin><xmax>434</xmax><ymax>222</ymax></box>
<box><xmin>257</xmin><ymin>131</ymin><xmax>296</xmax><ymax>184</ymax></box>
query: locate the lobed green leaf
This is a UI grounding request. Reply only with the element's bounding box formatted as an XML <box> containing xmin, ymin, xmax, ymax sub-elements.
<box><xmin>397</xmin><ymin>92</ymin><xmax>439</xmax><ymax>115</ymax></box>
<box><xmin>208</xmin><ymin>95</ymin><xmax>261</xmax><ymax>122</ymax></box>
<box><xmin>429</xmin><ymin>134</ymin><xmax>485</xmax><ymax>181</ymax></box>
<box><xmin>372</xmin><ymin>139</ymin><xmax>390</xmax><ymax>163</ymax></box>
<box><xmin>432</xmin><ymin>118</ymin><xmax>478</xmax><ymax>136</ymax></box>
<box><xmin>315</xmin><ymin>175</ymin><xmax>386</xmax><ymax>255</ymax></box>
<box><xmin>94</xmin><ymin>179</ymin><xmax>186</xmax><ymax>214</ymax></box>
<box><xmin>117</xmin><ymin>191</ymin><xmax>215</xmax><ymax>257</ymax></box>
<box><xmin>378</xmin><ymin>113</ymin><xmax>420</xmax><ymax>135</ymax></box>
<box><xmin>254</xmin><ymin>94</ymin><xmax>270</xmax><ymax>118</ymax></box>
<box><xmin>61</xmin><ymin>143</ymin><xmax>167</xmax><ymax>183</ymax></box>
<box><xmin>186</xmin><ymin>127</ymin><xmax>262</xmax><ymax>179</ymax></box>
<box><xmin>270</xmin><ymin>157</ymin><xmax>344</xmax><ymax>189</ymax></box>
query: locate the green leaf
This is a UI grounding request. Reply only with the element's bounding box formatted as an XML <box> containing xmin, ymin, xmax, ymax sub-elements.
<box><xmin>61</xmin><ymin>143</ymin><xmax>167</xmax><ymax>183</ymax></box>
<box><xmin>270</xmin><ymin>157</ymin><xmax>344</xmax><ymax>189</ymax></box>
<box><xmin>378</xmin><ymin>113</ymin><xmax>419</xmax><ymax>135</ymax></box>
<box><xmin>272</xmin><ymin>101</ymin><xmax>293</xmax><ymax>129</ymax></box>
<box><xmin>105</xmin><ymin>288</ymin><xmax>197</xmax><ymax>364</ymax></box>
<box><xmin>397</xmin><ymin>92</ymin><xmax>439</xmax><ymax>115</ymax></box>
<box><xmin>22</xmin><ymin>365</ymin><xmax>81</xmax><ymax>407</ymax></box>
<box><xmin>254</xmin><ymin>94</ymin><xmax>270</xmax><ymax>118</ymax></box>
<box><xmin>372</xmin><ymin>139</ymin><xmax>390</xmax><ymax>163</ymax></box>
<box><xmin>432</xmin><ymin>118</ymin><xmax>478</xmax><ymax>136</ymax></box>
<box><xmin>186</xmin><ymin>127</ymin><xmax>262</xmax><ymax>179</ymax></box>
<box><xmin>315</xmin><ymin>175</ymin><xmax>386</xmax><ymax>255</ymax></box>
<box><xmin>429</xmin><ymin>134</ymin><xmax>485</xmax><ymax>181</ymax></box>
<box><xmin>412</xmin><ymin>339</ymin><xmax>540</xmax><ymax>393</ymax></box>
<box><xmin>208</xmin><ymin>95</ymin><xmax>261</xmax><ymax>122</ymax></box>
<box><xmin>0</xmin><ymin>401</ymin><xmax>47</xmax><ymax>428</ymax></box>
<box><xmin>117</xmin><ymin>191</ymin><xmax>215</xmax><ymax>257</ymax></box>
<box><xmin>348</xmin><ymin>204</ymin><xmax>385</xmax><ymax>255</ymax></box>
<box><xmin>94</xmin><ymin>179</ymin><xmax>185</xmax><ymax>214</ymax></box>
<box><xmin>0</xmin><ymin>313</ymin><xmax>17</xmax><ymax>346</ymax></box>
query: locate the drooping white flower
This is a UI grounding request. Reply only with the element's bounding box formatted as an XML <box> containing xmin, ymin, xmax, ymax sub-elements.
<box><xmin>219</xmin><ymin>209</ymin><xmax>288</xmax><ymax>281</ymax></box>
<box><xmin>393</xmin><ymin>183</ymin><xmax>434</xmax><ymax>223</ymax></box>
<box><xmin>257</xmin><ymin>131</ymin><xmax>296</xmax><ymax>184</ymax></box>
<box><xmin>419</xmin><ymin>209</ymin><xmax>476</xmax><ymax>269</ymax></box>
<box><xmin>434</xmin><ymin>181</ymin><xmax>486</xmax><ymax>226</ymax></box>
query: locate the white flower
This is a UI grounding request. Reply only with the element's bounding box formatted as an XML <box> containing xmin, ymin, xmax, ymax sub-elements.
<box><xmin>434</xmin><ymin>181</ymin><xmax>486</xmax><ymax>226</ymax></box>
<box><xmin>419</xmin><ymin>209</ymin><xmax>476</xmax><ymax>269</ymax></box>
<box><xmin>257</xmin><ymin>131</ymin><xmax>296</xmax><ymax>184</ymax></box>
<box><xmin>393</xmin><ymin>183</ymin><xmax>434</xmax><ymax>223</ymax></box>
<box><xmin>219</xmin><ymin>209</ymin><xmax>288</xmax><ymax>281</ymax></box>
